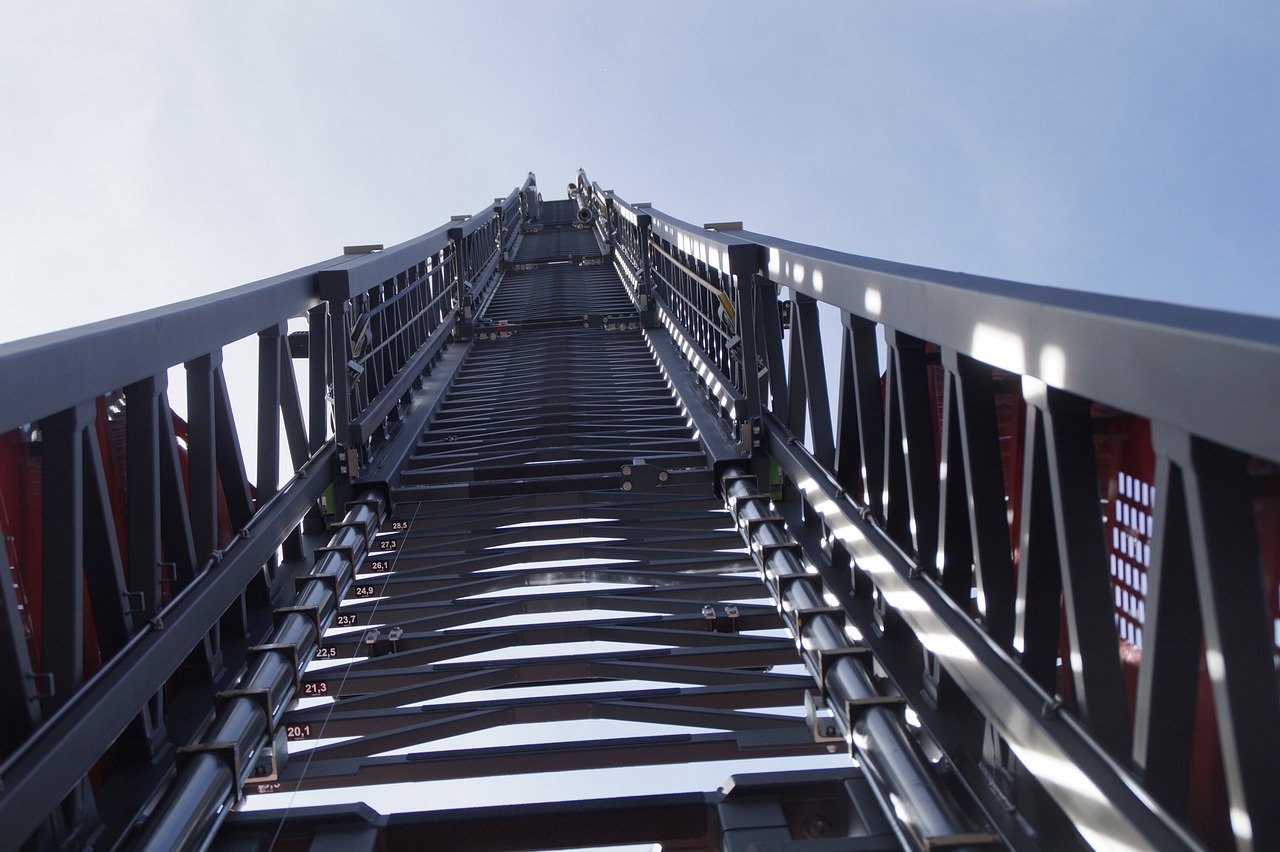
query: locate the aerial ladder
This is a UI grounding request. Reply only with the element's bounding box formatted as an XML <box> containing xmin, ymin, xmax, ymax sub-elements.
<box><xmin>1</xmin><ymin>172</ymin><xmax>1277</xmax><ymax>851</ymax></box>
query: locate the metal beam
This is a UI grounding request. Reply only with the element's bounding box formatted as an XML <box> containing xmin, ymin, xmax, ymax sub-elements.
<box><xmin>0</xmin><ymin>444</ymin><xmax>335</xmax><ymax>846</ymax></box>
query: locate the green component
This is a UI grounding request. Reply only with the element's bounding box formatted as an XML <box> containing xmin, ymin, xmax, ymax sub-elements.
<box><xmin>321</xmin><ymin>482</ymin><xmax>337</xmax><ymax>526</ymax></box>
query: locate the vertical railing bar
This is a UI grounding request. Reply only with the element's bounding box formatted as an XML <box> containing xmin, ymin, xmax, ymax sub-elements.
<box><xmin>185</xmin><ymin>353</ymin><xmax>219</xmax><ymax>570</ymax></box>
<box><xmin>881</xmin><ymin>348</ymin><xmax>911</xmax><ymax>549</ymax></box>
<box><xmin>795</xmin><ymin>294</ymin><xmax>835</xmax><ymax>468</ymax></box>
<box><xmin>833</xmin><ymin>323</ymin><xmax>862</xmax><ymax>496</ymax></box>
<box><xmin>1038</xmin><ymin>385</ymin><xmax>1131</xmax><ymax>759</ymax></box>
<box><xmin>278</xmin><ymin>335</ymin><xmax>310</xmax><ymax>472</ymax></box>
<box><xmin>40</xmin><ymin>402</ymin><xmax>90</xmax><ymax>713</ymax></box>
<box><xmin>845</xmin><ymin>314</ymin><xmax>885</xmax><ymax>516</ymax></box>
<box><xmin>1131</xmin><ymin>444</ymin><xmax>1200</xmax><ymax>819</ymax></box>
<box><xmin>307</xmin><ymin>304</ymin><xmax>329</xmax><ymax>455</ymax></box>
<box><xmin>937</xmin><ymin>371</ymin><xmax>974</xmax><ymax>606</ymax></box>
<box><xmin>125</xmin><ymin>374</ymin><xmax>164</xmax><ymax>617</ymax></box>
<box><xmin>1012</xmin><ymin>403</ymin><xmax>1063</xmax><ymax>694</ymax></box>
<box><xmin>1184</xmin><ymin>434</ymin><xmax>1280</xmax><ymax>850</ymax></box>
<box><xmin>890</xmin><ymin>330</ymin><xmax>940</xmax><ymax>573</ymax></box>
<box><xmin>257</xmin><ymin>323</ymin><xmax>283</xmax><ymax>507</ymax></box>
<box><xmin>786</xmin><ymin>295</ymin><xmax>808</xmax><ymax>440</ymax></box>
<box><xmin>81</xmin><ymin>422</ymin><xmax>133</xmax><ymax>657</ymax></box>
<box><xmin>212</xmin><ymin>365</ymin><xmax>254</xmax><ymax>530</ymax></box>
<box><xmin>949</xmin><ymin>351</ymin><xmax>1016</xmax><ymax>648</ymax></box>
<box><xmin>0</xmin><ymin>544</ymin><xmax>41</xmax><ymax>755</ymax></box>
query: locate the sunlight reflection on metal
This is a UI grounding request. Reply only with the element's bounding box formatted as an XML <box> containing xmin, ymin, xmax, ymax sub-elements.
<box><xmin>971</xmin><ymin>322</ymin><xmax>1026</xmax><ymax>374</ymax></box>
<box><xmin>1040</xmin><ymin>343</ymin><xmax>1067</xmax><ymax>386</ymax></box>
<box><xmin>864</xmin><ymin>287</ymin><xmax>882</xmax><ymax>317</ymax></box>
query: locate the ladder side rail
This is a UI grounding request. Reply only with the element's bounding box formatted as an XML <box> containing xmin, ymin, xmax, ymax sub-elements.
<box><xmin>0</xmin><ymin>260</ymin><xmax>334</xmax><ymax>846</ymax></box>
<box><xmin>0</xmin><ymin>178</ymin><xmax>534</xmax><ymax>849</ymax></box>
<box><xmin>735</xmin><ymin>226</ymin><xmax>1280</xmax><ymax>851</ymax></box>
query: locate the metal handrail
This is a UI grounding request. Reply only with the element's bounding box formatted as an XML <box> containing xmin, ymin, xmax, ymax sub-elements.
<box><xmin>601</xmin><ymin>181</ymin><xmax>1280</xmax><ymax>850</ymax></box>
<box><xmin>0</xmin><ymin>261</ymin><xmax>332</xmax><ymax>434</ymax></box>
<box><xmin>737</xmin><ymin>227</ymin><xmax>1280</xmax><ymax>463</ymax></box>
<box><xmin>0</xmin><ymin>176</ymin><xmax>532</xmax><ymax>850</ymax></box>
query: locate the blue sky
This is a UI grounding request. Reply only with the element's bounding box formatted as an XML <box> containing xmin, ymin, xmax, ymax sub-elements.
<box><xmin>2</xmin><ymin>0</ymin><xmax>1277</xmax><ymax>342</ymax></box>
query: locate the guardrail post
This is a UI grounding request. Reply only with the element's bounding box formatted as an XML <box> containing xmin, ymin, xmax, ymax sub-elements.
<box><xmin>636</xmin><ymin>212</ymin><xmax>655</xmax><ymax>326</ymax></box>
<box><xmin>729</xmin><ymin>244</ymin><xmax>765</xmax><ymax>457</ymax></box>
<box><xmin>448</xmin><ymin>226</ymin><xmax>473</xmax><ymax>342</ymax></box>
<box><xmin>326</xmin><ymin>294</ymin><xmax>355</xmax><ymax>511</ymax></box>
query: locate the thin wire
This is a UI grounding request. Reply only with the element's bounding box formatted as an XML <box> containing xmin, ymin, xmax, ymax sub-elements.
<box><xmin>265</xmin><ymin>498</ymin><xmax>422</xmax><ymax>848</ymax></box>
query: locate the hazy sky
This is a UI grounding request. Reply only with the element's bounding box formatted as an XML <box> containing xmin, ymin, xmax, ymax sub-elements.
<box><xmin>2</xmin><ymin>1</ymin><xmax>1277</xmax><ymax>347</ymax></box>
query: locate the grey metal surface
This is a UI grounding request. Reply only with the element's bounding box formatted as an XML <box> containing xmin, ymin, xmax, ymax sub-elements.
<box><xmin>738</xmin><ymin>228</ymin><xmax>1280</xmax><ymax>463</ymax></box>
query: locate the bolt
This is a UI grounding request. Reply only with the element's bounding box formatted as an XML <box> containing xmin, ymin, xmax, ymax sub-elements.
<box><xmin>802</xmin><ymin>815</ymin><xmax>831</xmax><ymax>839</ymax></box>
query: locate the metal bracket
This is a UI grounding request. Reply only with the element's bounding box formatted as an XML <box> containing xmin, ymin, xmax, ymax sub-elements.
<box><xmin>790</xmin><ymin>604</ymin><xmax>844</xmax><ymax>635</ymax></box>
<box><xmin>816</xmin><ymin>644</ymin><xmax>875</xmax><ymax>689</ymax></box>
<box><xmin>245</xmin><ymin>726</ymin><xmax>290</xmax><ymax>786</ymax></box>
<box><xmin>773</xmin><ymin>572</ymin><xmax>823</xmax><ymax>604</ymax></box>
<box><xmin>176</xmin><ymin>740</ymin><xmax>245</xmax><ymax>799</ymax></box>
<box><xmin>247</xmin><ymin>642</ymin><xmax>303</xmax><ymax>690</ymax></box>
<box><xmin>841</xmin><ymin>695</ymin><xmax>907</xmax><ymax>730</ymax></box>
<box><xmin>741</xmin><ymin>514</ymin><xmax>785</xmax><ymax>540</ymax></box>
<box><xmin>295</xmin><ymin>570</ymin><xmax>344</xmax><ymax>598</ymax></box>
<box><xmin>804</xmin><ymin>690</ymin><xmax>844</xmax><ymax>743</ymax></box>
<box><xmin>273</xmin><ymin>604</ymin><xmax>322</xmax><ymax>635</ymax></box>
<box><xmin>727</xmin><ymin>491</ymin><xmax>772</xmax><ymax>516</ymax></box>
<box><xmin>216</xmin><ymin>686</ymin><xmax>277</xmax><ymax>732</ymax></box>
<box><xmin>756</xmin><ymin>541</ymin><xmax>804</xmax><ymax>563</ymax></box>
<box><xmin>620</xmin><ymin>461</ymin><xmax>672</xmax><ymax>491</ymax></box>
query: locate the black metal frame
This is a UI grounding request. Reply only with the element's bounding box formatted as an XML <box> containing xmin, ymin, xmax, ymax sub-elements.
<box><xmin>3</xmin><ymin>169</ymin><xmax>1277</xmax><ymax>851</ymax></box>
<box><xmin>0</xmin><ymin>177</ymin><xmax>531</xmax><ymax>849</ymax></box>
<box><xmin>595</xmin><ymin>175</ymin><xmax>1280</xmax><ymax>850</ymax></box>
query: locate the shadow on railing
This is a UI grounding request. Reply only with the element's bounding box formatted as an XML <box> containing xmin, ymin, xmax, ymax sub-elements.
<box><xmin>588</xmin><ymin>169</ymin><xmax>1280</xmax><ymax>852</ymax></box>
